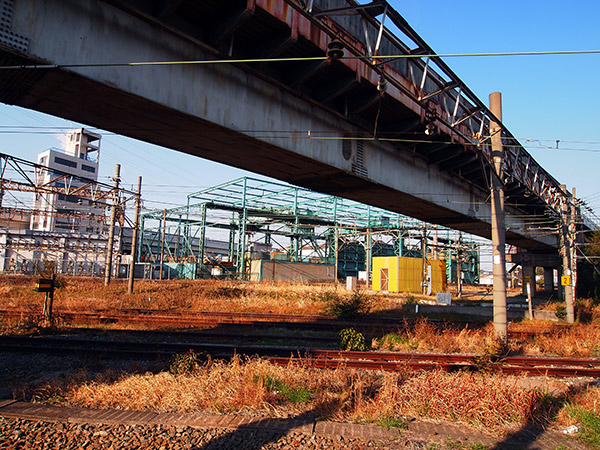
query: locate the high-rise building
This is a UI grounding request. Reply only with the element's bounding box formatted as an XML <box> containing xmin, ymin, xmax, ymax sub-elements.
<box><xmin>30</xmin><ymin>128</ymin><xmax>105</xmax><ymax>233</ymax></box>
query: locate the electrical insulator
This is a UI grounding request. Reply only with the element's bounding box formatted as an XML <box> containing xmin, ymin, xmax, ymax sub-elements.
<box><xmin>327</xmin><ymin>39</ymin><xmax>344</xmax><ymax>60</ymax></box>
<box><xmin>377</xmin><ymin>75</ymin><xmax>387</xmax><ymax>92</ymax></box>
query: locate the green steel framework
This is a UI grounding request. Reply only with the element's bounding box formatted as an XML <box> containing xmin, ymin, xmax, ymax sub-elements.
<box><xmin>139</xmin><ymin>177</ymin><xmax>479</xmax><ymax>281</ymax></box>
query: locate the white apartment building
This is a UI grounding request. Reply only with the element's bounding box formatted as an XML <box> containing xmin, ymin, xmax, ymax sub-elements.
<box><xmin>30</xmin><ymin>128</ymin><xmax>106</xmax><ymax>234</ymax></box>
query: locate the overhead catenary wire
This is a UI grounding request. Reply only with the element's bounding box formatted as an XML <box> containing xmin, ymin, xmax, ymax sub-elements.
<box><xmin>1</xmin><ymin>49</ymin><xmax>599</xmax><ymax>71</ymax></box>
<box><xmin>4</xmin><ymin>129</ymin><xmax>600</xmax><ymax>155</ymax></box>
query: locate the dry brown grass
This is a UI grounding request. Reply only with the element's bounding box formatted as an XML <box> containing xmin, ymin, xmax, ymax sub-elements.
<box><xmin>373</xmin><ymin>318</ymin><xmax>600</xmax><ymax>358</ymax></box>
<box><xmin>1</xmin><ymin>276</ymin><xmax>402</xmax><ymax>317</ymax></box>
<box><xmin>29</xmin><ymin>356</ymin><xmax>546</xmax><ymax>434</ymax></box>
<box><xmin>554</xmin><ymin>384</ymin><xmax>600</xmax><ymax>427</ymax></box>
<box><xmin>521</xmin><ymin>323</ymin><xmax>600</xmax><ymax>357</ymax></box>
<box><xmin>373</xmin><ymin>320</ymin><xmax>490</xmax><ymax>354</ymax></box>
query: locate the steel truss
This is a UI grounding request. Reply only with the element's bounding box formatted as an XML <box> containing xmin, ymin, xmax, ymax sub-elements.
<box><xmin>140</xmin><ymin>177</ymin><xmax>480</xmax><ymax>281</ymax></box>
<box><xmin>0</xmin><ymin>152</ymin><xmax>138</xmax><ymax>229</ymax></box>
<box><xmin>0</xmin><ymin>153</ymin><xmax>140</xmax><ymax>277</ymax></box>
<box><xmin>294</xmin><ymin>0</ymin><xmax>587</xmax><ymax>224</ymax></box>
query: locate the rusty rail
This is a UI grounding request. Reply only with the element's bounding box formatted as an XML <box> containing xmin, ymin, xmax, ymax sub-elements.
<box><xmin>1</xmin><ymin>335</ymin><xmax>598</xmax><ymax>378</ymax></box>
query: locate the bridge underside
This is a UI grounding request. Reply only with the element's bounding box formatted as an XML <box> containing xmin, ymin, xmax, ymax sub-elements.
<box><xmin>0</xmin><ymin>0</ymin><xmax>558</xmax><ymax>251</ymax></box>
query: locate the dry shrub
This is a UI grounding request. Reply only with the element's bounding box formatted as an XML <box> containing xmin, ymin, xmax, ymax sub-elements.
<box><xmin>36</xmin><ymin>356</ymin><xmax>546</xmax><ymax>433</ymax></box>
<box><xmin>373</xmin><ymin>320</ymin><xmax>489</xmax><ymax>354</ymax></box>
<box><xmin>523</xmin><ymin>323</ymin><xmax>600</xmax><ymax>357</ymax></box>
<box><xmin>372</xmin><ymin>318</ymin><xmax>600</xmax><ymax>358</ymax></box>
<box><xmin>391</xmin><ymin>371</ymin><xmax>540</xmax><ymax>431</ymax></box>
<box><xmin>555</xmin><ymin>385</ymin><xmax>600</xmax><ymax>425</ymax></box>
<box><xmin>67</xmin><ymin>356</ymin><xmax>321</xmax><ymax>416</ymax></box>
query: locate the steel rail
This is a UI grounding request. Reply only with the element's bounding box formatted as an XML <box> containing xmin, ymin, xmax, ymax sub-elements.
<box><xmin>1</xmin><ymin>308</ymin><xmax>564</xmax><ymax>336</ymax></box>
<box><xmin>0</xmin><ymin>335</ymin><xmax>598</xmax><ymax>378</ymax></box>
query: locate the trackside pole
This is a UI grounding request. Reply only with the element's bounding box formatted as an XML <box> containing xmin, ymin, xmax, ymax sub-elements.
<box><xmin>490</xmin><ymin>92</ymin><xmax>507</xmax><ymax>344</ymax></box>
<box><xmin>127</xmin><ymin>176</ymin><xmax>142</xmax><ymax>294</ymax></box>
<box><xmin>104</xmin><ymin>164</ymin><xmax>121</xmax><ymax>286</ymax></box>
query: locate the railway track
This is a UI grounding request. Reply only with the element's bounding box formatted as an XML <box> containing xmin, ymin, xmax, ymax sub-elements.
<box><xmin>1</xmin><ymin>308</ymin><xmax>558</xmax><ymax>339</ymax></box>
<box><xmin>0</xmin><ymin>334</ymin><xmax>598</xmax><ymax>378</ymax></box>
<box><xmin>1</xmin><ymin>307</ymin><xmax>390</xmax><ymax>330</ymax></box>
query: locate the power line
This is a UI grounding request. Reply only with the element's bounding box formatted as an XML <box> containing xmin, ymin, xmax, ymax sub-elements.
<box><xmin>1</xmin><ymin>50</ymin><xmax>599</xmax><ymax>70</ymax></box>
<box><xmin>5</xmin><ymin>127</ymin><xmax>599</xmax><ymax>154</ymax></box>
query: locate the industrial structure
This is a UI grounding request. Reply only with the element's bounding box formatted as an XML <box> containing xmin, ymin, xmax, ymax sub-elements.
<box><xmin>138</xmin><ymin>176</ymin><xmax>480</xmax><ymax>290</ymax></box>
<box><xmin>0</xmin><ymin>132</ymin><xmax>137</xmax><ymax>277</ymax></box>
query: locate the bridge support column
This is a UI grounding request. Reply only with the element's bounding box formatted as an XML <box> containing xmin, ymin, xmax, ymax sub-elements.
<box><xmin>543</xmin><ymin>267</ymin><xmax>554</xmax><ymax>293</ymax></box>
<box><xmin>490</xmin><ymin>92</ymin><xmax>507</xmax><ymax>344</ymax></box>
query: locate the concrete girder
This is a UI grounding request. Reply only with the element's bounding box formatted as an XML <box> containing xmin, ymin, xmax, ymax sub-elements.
<box><xmin>315</xmin><ymin>76</ymin><xmax>358</xmax><ymax>104</ymax></box>
<box><xmin>255</xmin><ymin>32</ymin><xmax>298</xmax><ymax>61</ymax></box>
<box><xmin>0</xmin><ymin>0</ymin><xmax>559</xmax><ymax>251</ymax></box>
<box><xmin>285</xmin><ymin>59</ymin><xmax>330</xmax><ymax>87</ymax></box>
<box><xmin>154</xmin><ymin>0</ymin><xmax>186</xmax><ymax>21</ymax></box>
<box><xmin>426</xmin><ymin>146</ymin><xmax>464</xmax><ymax>166</ymax></box>
<box><xmin>380</xmin><ymin>118</ymin><xmax>420</xmax><ymax>135</ymax></box>
<box><xmin>348</xmin><ymin>91</ymin><xmax>381</xmax><ymax>116</ymax></box>
<box><xmin>413</xmin><ymin>140</ymin><xmax>449</xmax><ymax>158</ymax></box>
<box><xmin>210</xmin><ymin>4</ymin><xmax>255</xmax><ymax>46</ymax></box>
<box><xmin>438</xmin><ymin>153</ymin><xmax>477</xmax><ymax>172</ymax></box>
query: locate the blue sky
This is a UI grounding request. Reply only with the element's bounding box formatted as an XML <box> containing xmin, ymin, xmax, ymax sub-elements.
<box><xmin>3</xmin><ymin>0</ymin><xmax>600</xmax><ymax>220</ymax></box>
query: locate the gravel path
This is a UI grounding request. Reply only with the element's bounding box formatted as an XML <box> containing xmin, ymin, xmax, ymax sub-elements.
<box><xmin>0</xmin><ymin>417</ymin><xmax>421</xmax><ymax>450</ymax></box>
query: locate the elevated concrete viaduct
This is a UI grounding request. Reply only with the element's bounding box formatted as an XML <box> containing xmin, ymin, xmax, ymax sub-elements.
<box><xmin>0</xmin><ymin>1</ymin><xmax>583</xmax><ymax>268</ymax></box>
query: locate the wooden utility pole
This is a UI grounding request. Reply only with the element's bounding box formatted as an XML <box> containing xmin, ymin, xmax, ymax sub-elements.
<box><xmin>159</xmin><ymin>208</ymin><xmax>166</xmax><ymax>281</ymax></box>
<box><xmin>489</xmin><ymin>92</ymin><xmax>507</xmax><ymax>344</ymax></box>
<box><xmin>127</xmin><ymin>176</ymin><xmax>142</xmax><ymax>294</ymax></box>
<box><xmin>104</xmin><ymin>164</ymin><xmax>121</xmax><ymax>286</ymax></box>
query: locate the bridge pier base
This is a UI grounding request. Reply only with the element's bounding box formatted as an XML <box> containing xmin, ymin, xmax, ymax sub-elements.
<box><xmin>543</xmin><ymin>267</ymin><xmax>554</xmax><ymax>293</ymax></box>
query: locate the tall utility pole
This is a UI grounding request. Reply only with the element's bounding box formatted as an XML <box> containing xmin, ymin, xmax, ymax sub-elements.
<box><xmin>560</xmin><ymin>184</ymin><xmax>575</xmax><ymax>323</ymax></box>
<box><xmin>489</xmin><ymin>92</ymin><xmax>507</xmax><ymax>344</ymax></box>
<box><xmin>159</xmin><ymin>208</ymin><xmax>167</xmax><ymax>281</ymax></box>
<box><xmin>570</xmin><ymin>187</ymin><xmax>578</xmax><ymax>316</ymax></box>
<box><xmin>421</xmin><ymin>223</ymin><xmax>427</xmax><ymax>295</ymax></box>
<box><xmin>104</xmin><ymin>164</ymin><xmax>121</xmax><ymax>286</ymax></box>
<box><xmin>456</xmin><ymin>232</ymin><xmax>462</xmax><ymax>298</ymax></box>
<box><xmin>127</xmin><ymin>176</ymin><xmax>142</xmax><ymax>294</ymax></box>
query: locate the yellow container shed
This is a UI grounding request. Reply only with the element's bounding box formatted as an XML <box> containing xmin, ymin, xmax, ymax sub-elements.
<box><xmin>372</xmin><ymin>256</ymin><xmax>446</xmax><ymax>293</ymax></box>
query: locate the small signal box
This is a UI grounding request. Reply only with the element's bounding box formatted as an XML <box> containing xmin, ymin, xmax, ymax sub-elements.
<box><xmin>35</xmin><ymin>278</ymin><xmax>55</xmax><ymax>293</ymax></box>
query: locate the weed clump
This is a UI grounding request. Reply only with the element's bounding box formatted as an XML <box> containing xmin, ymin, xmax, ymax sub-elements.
<box><xmin>169</xmin><ymin>350</ymin><xmax>199</xmax><ymax>375</ymax></box>
<box><xmin>555</xmin><ymin>304</ymin><xmax>567</xmax><ymax>321</ymax></box>
<box><xmin>338</xmin><ymin>328</ymin><xmax>366</xmax><ymax>351</ymax></box>
<box><xmin>255</xmin><ymin>375</ymin><xmax>313</xmax><ymax>403</ymax></box>
<box><xmin>324</xmin><ymin>290</ymin><xmax>374</xmax><ymax>318</ymax></box>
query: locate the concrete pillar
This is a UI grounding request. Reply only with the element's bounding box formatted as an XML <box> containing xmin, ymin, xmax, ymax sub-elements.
<box><xmin>543</xmin><ymin>267</ymin><xmax>554</xmax><ymax>292</ymax></box>
<box><xmin>560</xmin><ymin>184</ymin><xmax>575</xmax><ymax>323</ymax></box>
<box><xmin>490</xmin><ymin>92</ymin><xmax>507</xmax><ymax>343</ymax></box>
<box><xmin>522</xmin><ymin>265</ymin><xmax>535</xmax><ymax>298</ymax></box>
